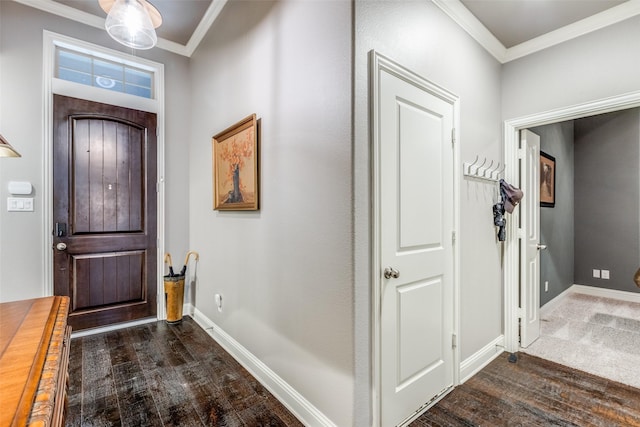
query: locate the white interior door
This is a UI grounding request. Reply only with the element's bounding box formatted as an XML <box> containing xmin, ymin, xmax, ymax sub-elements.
<box><xmin>520</xmin><ymin>129</ymin><xmax>541</xmax><ymax>348</ymax></box>
<box><xmin>377</xmin><ymin>61</ymin><xmax>455</xmax><ymax>427</ymax></box>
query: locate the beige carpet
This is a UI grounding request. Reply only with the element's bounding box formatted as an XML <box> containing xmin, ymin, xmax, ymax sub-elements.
<box><xmin>521</xmin><ymin>291</ymin><xmax>640</xmax><ymax>389</ymax></box>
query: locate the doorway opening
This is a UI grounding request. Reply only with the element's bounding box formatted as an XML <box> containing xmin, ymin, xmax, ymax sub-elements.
<box><xmin>503</xmin><ymin>90</ymin><xmax>640</xmax><ymax>353</ymax></box>
<box><xmin>515</xmin><ymin>107</ymin><xmax>640</xmax><ymax>387</ymax></box>
<box><xmin>43</xmin><ymin>31</ymin><xmax>166</xmax><ymax>327</ymax></box>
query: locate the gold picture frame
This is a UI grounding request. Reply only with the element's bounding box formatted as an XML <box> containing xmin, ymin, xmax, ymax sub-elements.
<box><xmin>212</xmin><ymin>114</ymin><xmax>259</xmax><ymax>210</ymax></box>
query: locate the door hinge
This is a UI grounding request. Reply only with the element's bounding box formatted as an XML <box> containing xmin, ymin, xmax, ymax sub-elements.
<box><xmin>517</xmin><ymin>148</ymin><xmax>525</xmax><ymax>159</ymax></box>
<box><xmin>451</xmin><ymin>128</ymin><xmax>456</xmax><ymax>145</ymax></box>
<box><xmin>452</xmin><ymin>230</ymin><xmax>456</xmax><ymax>244</ymax></box>
<box><xmin>452</xmin><ymin>333</ymin><xmax>457</xmax><ymax>349</ymax></box>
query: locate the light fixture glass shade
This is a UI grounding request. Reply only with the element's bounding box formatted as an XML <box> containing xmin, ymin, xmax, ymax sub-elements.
<box><xmin>105</xmin><ymin>0</ymin><xmax>157</xmax><ymax>50</ymax></box>
<box><xmin>0</xmin><ymin>134</ymin><xmax>21</xmax><ymax>158</ymax></box>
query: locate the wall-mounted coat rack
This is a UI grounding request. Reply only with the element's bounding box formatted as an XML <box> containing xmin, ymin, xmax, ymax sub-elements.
<box><xmin>463</xmin><ymin>156</ymin><xmax>505</xmax><ymax>182</ymax></box>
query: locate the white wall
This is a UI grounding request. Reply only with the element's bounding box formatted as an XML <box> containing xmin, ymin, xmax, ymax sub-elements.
<box><xmin>188</xmin><ymin>1</ymin><xmax>353</xmax><ymax>425</ymax></box>
<box><xmin>502</xmin><ymin>15</ymin><xmax>640</xmax><ymax>120</ymax></box>
<box><xmin>0</xmin><ymin>2</ymin><xmax>191</xmax><ymax>302</ymax></box>
<box><xmin>354</xmin><ymin>3</ymin><xmax>503</xmax><ymax>420</ymax></box>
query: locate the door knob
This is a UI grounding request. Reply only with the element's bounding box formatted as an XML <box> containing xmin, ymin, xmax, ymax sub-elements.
<box><xmin>536</xmin><ymin>244</ymin><xmax>547</xmax><ymax>250</ymax></box>
<box><xmin>383</xmin><ymin>267</ymin><xmax>400</xmax><ymax>279</ymax></box>
<box><xmin>56</xmin><ymin>242</ymin><xmax>67</xmax><ymax>251</ymax></box>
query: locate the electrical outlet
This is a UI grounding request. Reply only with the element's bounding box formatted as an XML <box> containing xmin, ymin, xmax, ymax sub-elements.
<box><xmin>593</xmin><ymin>269</ymin><xmax>601</xmax><ymax>278</ymax></box>
<box><xmin>601</xmin><ymin>270</ymin><xmax>610</xmax><ymax>280</ymax></box>
<box><xmin>544</xmin><ymin>281</ymin><xmax>549</xmax><ymax>292</ymax></box>
<box><xmin>214</xmin><ymin>294</ymin><xmax>223</xmax><ymax>312</ymax></box>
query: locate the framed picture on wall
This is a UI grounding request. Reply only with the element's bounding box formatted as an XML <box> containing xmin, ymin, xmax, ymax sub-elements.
<box><xmin>540</xmin><ymin>151</ymin><xmax>555</xmax><ymax>207</ymax></box>
<box><xmin>212</xmin><ymin>114</ymin><xmax>259</xmax><ymax>210</ymax></box>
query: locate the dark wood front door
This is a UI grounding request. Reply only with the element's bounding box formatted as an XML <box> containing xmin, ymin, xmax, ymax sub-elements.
<box><xmin>53</xmin><ymin>95</ymin><xmax>157</xmax><ymax>331</ymax></box>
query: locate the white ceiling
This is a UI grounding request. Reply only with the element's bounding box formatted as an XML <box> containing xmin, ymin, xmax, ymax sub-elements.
<box><xmin>15</xmin><ymin>0</ymin><xmax>640</xmax><ymax>60</ymax></box>
<box><xmin>52</xmin><ymin>0</ymin><xmax>213</xmax><ymax>46</ymax></box>
<box><xmin>15</xmin><ymin>0</ymin><xmax>227</xmax><ymax>56</ymax></box>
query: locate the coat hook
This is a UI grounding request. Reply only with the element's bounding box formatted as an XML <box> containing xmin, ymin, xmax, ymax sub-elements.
<box><xmin>467</xmin><ymin>155</ymin><xmax>479</xmax><ymax>175</ymax></box>
<box><xmin>489</xmin><ymin>163</ymin><xmax>500</xmax><ymax>180</ymax></box>
<box><xmin>463</xmin><ymin>156</ymin><xmax>502</xmax><ymax>183</ymax></box>
<box><xmin>474</xmin><ymin>157</ymin><xmax>487</xmax><ymax>175</ymax></box>
<box><xmin>483</xmin><ymin>160</ymin><xmax>495</xmax><ymax>177</ymax></box>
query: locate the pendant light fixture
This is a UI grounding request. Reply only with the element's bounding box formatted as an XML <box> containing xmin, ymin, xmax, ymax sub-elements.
<box><xmin>0</xmin><ymin>134</ymin><xmax>21</xmax><ymax>158</ymax></box>
<box><xmin>99</xmin><ymin>0</ymin><xmax>162</xmax><ymax>50</ymax></box>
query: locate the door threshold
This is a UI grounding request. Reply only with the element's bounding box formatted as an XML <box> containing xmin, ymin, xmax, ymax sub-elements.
<box><xmin>399</xmin><ymin>385</ymin><xmax>454</xmax><ymax>426</ymax></box>
<box><xmin>71</xmin><ymin>316</ymin><xmax>158</xmax><ymax>338</ymax></box>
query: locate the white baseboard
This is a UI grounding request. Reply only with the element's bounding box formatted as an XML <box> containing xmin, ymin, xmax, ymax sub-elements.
<box><xmin>459</xmin><ymin>335</ymin><xmax>504</xmax><ymax>383</ymax></box>
<box><xmin>541</xmin><ymin>285</ymin><xmax>640</xmax><ymax>319</ymax></box>
<box><xmin>191</xmin><ymin>308</ymin><xmax>336</xmax><ymax>427</ymax></box>
<box><xmin>183</xmin><ymin>302</ymin><xmax>194</xmax><ymax>317</ymax></box>
<box><xmin>540</xmin><ymin>286</ymin><xmax>574</xmax><ymax>318</ymax></box>
<box><xmin>571</xmin><ymin>284</ymin><xmax>640</xmax><ymax>304</ymax></box>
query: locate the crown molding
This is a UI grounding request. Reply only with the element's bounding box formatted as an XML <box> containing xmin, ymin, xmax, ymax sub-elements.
<box><xmin>503</xmin><ymin>0</ymin><xmax>640</xmax><ymax>62</ymax></box>
<box><xmin>11</xmin><ymin>0</ymin><xmax>230</xmax><ymax>58</ymax></box>
<box><xmin>155</xmin><ymin>38</ymin><xmax>190</xmax><ymax>57</ymax></box>
<box><xmin>185</xmin><ymin>0</ymin><xmax>227</xmax><ymax>57</ymax></box>
<box><xmin>14</xmin><ymin>0</ymin><xmax>105</xmax><ymax>29</ymax></box>
<box><xmin>431</xmin><ymin>0</ymin><xmax>507</xmax><ymax>63</ymax></box>
<box><xmin>15</xmin><ymin>0</ymin><xmax>639</xmax><ymax>62</ymax></box>
<box><xmin>432</xmin><ymin>0</ymin><xmax>640</xmax><ymax>64</ymax></box>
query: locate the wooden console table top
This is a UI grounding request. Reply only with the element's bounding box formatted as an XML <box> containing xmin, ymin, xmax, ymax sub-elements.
<box><xmin>0</xmin><ymin>296</ymin><xmax>70</xmax><ymax>426</ymax></box>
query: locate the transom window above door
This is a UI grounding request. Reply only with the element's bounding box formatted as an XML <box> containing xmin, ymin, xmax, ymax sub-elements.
<box><xmin>56</xmin><ymin>48</ymin><xmax>154</xmax><ymax>99</ymax></box>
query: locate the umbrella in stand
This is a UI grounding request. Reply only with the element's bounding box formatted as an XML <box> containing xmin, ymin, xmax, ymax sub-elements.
<box><xmin>164</xmin><ymin>251</ymin><xmax>181</xmax><ymax>323</ymax></box>
<box><xmin>164</xmin><ymin>252</ymin><xmax>175</xmax><ymax>277</ymax></box>
<box><xmin>178</xmin><ymin>251</ymin><xmax>200</xmax><ymax>277</ymax></box>
<box><xmin>163</xmin><ymin>251</ymin><xmax>200</xmax><ymax>323</ymax></box>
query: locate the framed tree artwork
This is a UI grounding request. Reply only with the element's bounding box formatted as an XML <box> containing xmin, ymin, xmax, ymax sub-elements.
<box><xmin>540</xmin><ymin>151</ymin><xmax>555</xmax><ymax>208</ymax></box>
<box><xmin>212</xmin><ymin>114</ymin><xmax>259</xmax><ymax>210</ymax></box>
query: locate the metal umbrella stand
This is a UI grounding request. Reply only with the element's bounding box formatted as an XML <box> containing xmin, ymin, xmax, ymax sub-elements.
<box><xmin>164</xmin><ymin>251</ymin><xmax>199</xmax><ymax>323</ymax></box>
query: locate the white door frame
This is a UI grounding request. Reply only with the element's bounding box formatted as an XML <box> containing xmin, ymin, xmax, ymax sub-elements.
<box><xmin>503</xmin><ymin>90</ymin><xmax>640</xmax><ymax>353</ymax></box>
<box><xmin>42</xmin><ymin>31</ymin><xmax>166</xmax><ymax>320</ymax></box>
<box><xmin>370</xmin><ymin>50</ymin><xmax>461</xmax><ymax>426</ymax></box>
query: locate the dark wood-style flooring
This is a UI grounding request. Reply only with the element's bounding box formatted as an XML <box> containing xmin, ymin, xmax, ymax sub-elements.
<box><xmin>68</xmin><ymin>318</ymin><xmax>640</xmax><ymax>426</ymax></box>
<box><xmin>67</xmin><ymin>317</ymin><xmax>303</xmax><ymax>426</ymax></box>
<box><xmin>412</xmin><ymin>352</ymin><xmax>640</xmax><ymax>427</ymax></box>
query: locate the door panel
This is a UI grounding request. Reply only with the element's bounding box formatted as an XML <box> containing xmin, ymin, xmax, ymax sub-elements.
<box><xmin>520</xmin><ymin>129</ymin><xmax>541</xmax><ymax>348</ymax></box>
<box><xmin>72</xmin><ymin>251</ymin><xmax>144</xmax><ymax>311</ymax></box>
<box><xmin>379</xmin><ymin>67</ymin><xmax>454</xmax><ymax>427</ymax></box>
<box><xmin>53</xmin><ymin>95</ymin><xmax>157</xmax><ymax>331</ymax></box>
<box><xmin>397</xmin><ymin>278</ymin><xmax>443</xmax><ymax>387</ymax></box>
<box><xmin>398</xmin><ymin>100</ymin><xmax>443</xmax><ymax>249</ymax></box>
<box><xmin>73</xmin><ymin>119</ymin><xmax>145</xmax><ymax>233</ymax></box>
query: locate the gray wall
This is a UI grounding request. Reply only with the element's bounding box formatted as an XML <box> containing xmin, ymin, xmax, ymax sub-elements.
<box><xmin>530</xmin><ymin>122</ymin><xmax>575</xmax><ymax>306</ymax></box>
<box><xmin>0</xmin><ymin>2</ymin><xmax>191</xmax><ymax>302</ymax></box>
<box><xmin>4</xmin><ymin>2</ymin><xmax>640</xmax><ymax>425</ymax></box>
<box><xmin>574</xmin><ymin>109</ymin><xmax>640</xmax><ymax>293</ymax></box>
<box><xmin>188</xmin><ymin>1</ymin><xmax>353</xmax><ymax>425</ymax></box>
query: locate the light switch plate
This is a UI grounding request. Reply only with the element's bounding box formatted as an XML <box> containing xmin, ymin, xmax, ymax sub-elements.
<box><xmin>7</xmin><ymin>197</ymin><xmax>34</xmax><ymax>212</ymax></box>
<box><xmin>593</xmin><ymin>269</ymin><xmax>600</xmax><ymax>278</ymax></box>
<box><xmin>601</xmin><ymin>270</ymin><xmax>610</xmax><ymax>279</ymax></box>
